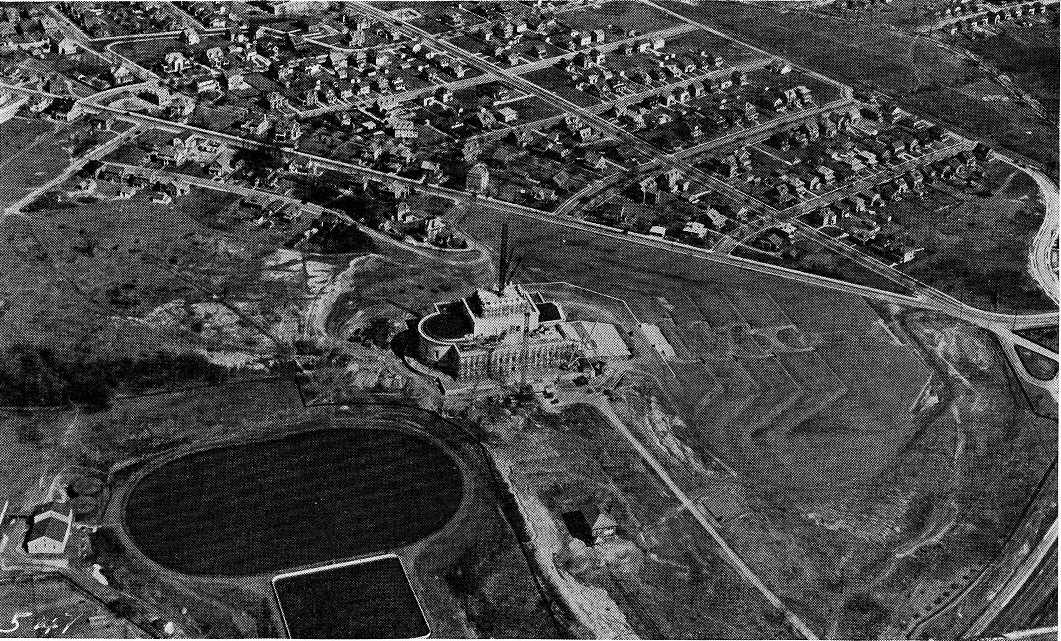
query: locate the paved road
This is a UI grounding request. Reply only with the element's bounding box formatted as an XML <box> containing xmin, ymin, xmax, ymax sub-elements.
<box><xmin>48</xmin><ymin>77</ymin><xmax>1056</xmax><ymax>339</ymax></box>
<box><xmin>49</xmin><ymin>7</ymin><xmax>156</xmax><ymax>82</ymax></box>
<box><xmin>15</xmin><ymin>8</ymin><xmax>1057</xmax><ymax>639</ymax></box>
<box><xmin>792</xmin><ymin>217</ymin><xmax>1058</xmax><ymax>329</ymax></box>
<box><xmin>1002</xmin><ymin>625</ymin><xmax>1061</xmax><ymax>640</ymax></box>
<box><xmin>352</xmin><ymin>0</ymin><xmax>847</xmax><ymax>241</ymax></box>
<box><xmin>1015</xmin><ymin>161</ymin><xmax>1060</xmax><ymax>306</ymax></box>
<box><xmin>782</xmin><ymin>138</ymin><xmax>971</xmax><ymax>216</ymax></box>
<box><xmin>964</xmin><ymin>519</ymin><xmax>1059</xmax><ymax>638</ymax></box>
<box><xmin>161</xmin><ymin>0</ymin><xmax>208</xmax><ymax>32</ymax></box>
<box><xmin>504</xmin><ymin>23</ymin><xmax>700</xmax><ymax>75</ymax></box>
<box><xmin>426</xmin><ymin>10</ymin><xmax>1057</xmax><ymax>340</ymax></box>
<box><xmin>299</xmin><ymin>23</ymin><xmax>700</xmax><ymax>119</ymax></box>
<box><xmin>643</xmin><ymin>0</ymin><xmax>857</xmax><ymax>98</ymax></box>
<box><xmin>671</xmin><ymin>96</ymin><xmax>852</xmax><ymax>161</ymax></box>
<box><xmin>987</xmin><ymin>548</ymin><xmax>1058</xmax><ymax>638</ymax></box>
<box><xmin>101</xmin><ymin>160</ymin><xmax>490</xmax><ymax>269</ymax></box>
<box><xmin>74</xmin><ymin>87</ymin><xmax>1057</xmax><ymax>338</ymax></box>
<box><xmin>1000</xmin><ymin>333</ymin><xmax>1057</xmax><ymax>400</ymax></box>
<box><xmin>630</xmin><ymin>0</ymin><xmax>1058</xmax><ymax>334</ymax></box>
<box><xmin>474</xmin><ymin>56</ymin><xmax>774</xmax><ymax>143</ymax></box>
<box><xmin>31</xmin><ymin>0</ymin><xmax>1061</xmax><ymax>364</ymax></box>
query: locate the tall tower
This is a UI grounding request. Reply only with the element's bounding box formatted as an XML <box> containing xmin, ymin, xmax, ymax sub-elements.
<box><xmin>497</xmin><ymin>220</ymin><xmax>510</xmax><ymax>294</ymax></box>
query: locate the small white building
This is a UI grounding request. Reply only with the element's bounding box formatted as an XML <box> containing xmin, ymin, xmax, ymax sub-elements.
<box><xmin>683</xmin><ymin>221</ymin><xmax>709</xmax><ymax>239</ymax></box>
<box><xmin>26</xmin><ymin>501</ymin><xmax>74</xmax><ymax>555</ymax></box>
<box><xmin>639</xmin><ymin>323</ymin><xmax>676</xmax><ymax>359</ymax></box>
<box><xmin>465</xmin><ymin>162</ymin><xmax>490</xmax><ymax>194</ymax></box>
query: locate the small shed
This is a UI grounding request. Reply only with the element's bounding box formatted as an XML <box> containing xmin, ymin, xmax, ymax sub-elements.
<box><xmin>561</xmin><ymin>504</ymin><xmax>618</xmax><ymax>545</ymax></box>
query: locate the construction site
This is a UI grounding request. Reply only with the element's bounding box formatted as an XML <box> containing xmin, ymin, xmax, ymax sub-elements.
<box><xmin>405</xmin><ymin>223</ymin><xmax>636</xmax><ymax>408</ymax></box>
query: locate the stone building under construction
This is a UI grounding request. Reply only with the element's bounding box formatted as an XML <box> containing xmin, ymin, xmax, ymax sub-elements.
<box><xmin>416</xmin><ymin>283</ymin><xmax>575</xmax><ymax>381</ymax></box>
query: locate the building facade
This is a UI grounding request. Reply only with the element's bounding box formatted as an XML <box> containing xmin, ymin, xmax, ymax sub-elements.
<box><xmin>417</xmin><ymin>284</ymin><xmax>574</xmax><ymax>381</ymax></box>
<box><xmin>26</xmin><ymin>501</ymin><xmax>74</xmax><ymax>555</ymax></box>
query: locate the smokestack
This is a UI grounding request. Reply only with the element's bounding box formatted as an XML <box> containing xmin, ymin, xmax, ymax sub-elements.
<box><xmin>497</xmin><ymin>220</ymin><xmax>509</xmax><ymax>294</ymax></box>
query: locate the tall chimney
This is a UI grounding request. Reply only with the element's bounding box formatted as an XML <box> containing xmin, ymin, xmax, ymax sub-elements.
<box><xmin>497</xmin><ymin>220</ymin><xmax>509</xmax><ymax>294</ymax></box>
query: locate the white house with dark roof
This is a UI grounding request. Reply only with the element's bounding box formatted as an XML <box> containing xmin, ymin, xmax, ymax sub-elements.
<box><xmin>26</xmin><ymin>501</ymin><xmax>74</xmax><ymax>555</ymax></box>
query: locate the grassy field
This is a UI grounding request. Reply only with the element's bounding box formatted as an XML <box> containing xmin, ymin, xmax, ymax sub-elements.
<box><xmin>0</xmin><ymin>170</ymin><xmax>348</xmax><ymax>410</ymax></box>
<box><xmin>1016</xmin><ymin>325</ymin><xmax>1059</xmax><ymax>352</ymax></box>
<box><xmin>23</xmin><ymin>181</ymin><xmax>307</xmax><ymax>320</ymax></box>
<box><xmin>481</xmin><ymin>402</ymin><xmax>795</xmax><ymax>639</ymax></box>
<box><xmin>521</xmin><ymin>67</ymin><xmax>604</xmax><ymax>108</ymax></box>
<box><xmin>0</xmin><ymin>117</ymin><xmax>73</xmax><ymax>210</ymax></box>
<box><xmin>762</xmin><ymin>289</ymin><xmax>931</xmax><ymax>494</ymax></box>
<box><xmin>560</xmin><ymin>0</ymin><xmax>681</xmax><ymax>34</ymax></box>
<box><xmin>896</xmin><ymin>162</ymin><xmax>1055</xmax><ymax>313</ymax></box>
<box><xmin>1015</xmin><ymin>345</ymin><xmax>1060</xmax><ymax>381</ymax></box>
<box><xmin>455</xmin><ymin>206</ymin><xmax>930</xmax><ymax>498</ymax></box>
<box><xmin>955</xmin><ymin>19</ymin><xmax>1060</xmax><ymax>118</ymax></box>
<box><xmin>451</xmin><ymin>203</ymin><xmax>1057</xmax><ymax>636</ymax></box>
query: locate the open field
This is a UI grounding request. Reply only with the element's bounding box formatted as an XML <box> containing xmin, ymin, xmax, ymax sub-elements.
<box><xmin>124</xmin><ymin>426</ymin><xmax>463</xmax><ymax>575</ymax></box>
<box><xmin>561</xmin><ymin>0</ymin><xmax>682</xmax><ymax>34</ymax></box>
<box><xmin>0</xmin><ymin>183</ymin><xmax>302</xmax><ymax>407</ymax></box>
<box><xmin>951</xmin><ymin>17</ymin><xmax>1060</xmax><ymax>118</ymax></box>
<box><xmin>522</xmin><ymin>66</ymin><xmax>604</xmax><ymax>108</ymax></box>
<box><xmin>897</xmin><ymin>161</ymin><xmax>1054</xmax><ymax>313</ymax></box>
<box><xmin>477</xmin><ymin>402</ymin><xmax>795</xmax><ymax>639</ymax></box>
<box><xmin>0</xmin><ymin>117</ymin><xmax>73</xmax><ymax>209</ymax></box>
<box><xmin>274</xmin><ymin>556</ymin><xmax>429</xmax><ymax>639</ymax></box>
<box><xmin>455</xmin><ymin>206</ymin><xmax>930</xmax><ymax>496</ymax></box>
<box><xmin>26</xmin><ymin>185</ymin><xmax>259</xmax><ymax>316</ymax></box>
<box><xmin>454</xmin><ymin>204</ymin><xmax>1055</xmax><ymax>635</ymax></box>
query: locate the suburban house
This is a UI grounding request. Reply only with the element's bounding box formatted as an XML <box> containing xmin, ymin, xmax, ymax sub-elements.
<box><xmin>26</xmin><ymin>501</ymin><xmax>74</xmax><ymax>555</ymax></box>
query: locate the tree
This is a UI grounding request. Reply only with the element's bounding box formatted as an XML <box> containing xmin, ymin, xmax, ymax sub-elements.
<box><xmin>462</xmin><ymin>138</ymin><xmax>481</xmax><ymax>162</ymax></box>
<box><xmin>236</xmin><ymin>144</ymin><xmax>283</xmax><ymax>174</ymax></box>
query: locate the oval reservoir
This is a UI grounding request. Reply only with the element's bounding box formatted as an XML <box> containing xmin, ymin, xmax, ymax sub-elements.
<box><xmin>124</xmin><ymin>428</ymin><xmax>463</xmax><ymax>576</ymax></box>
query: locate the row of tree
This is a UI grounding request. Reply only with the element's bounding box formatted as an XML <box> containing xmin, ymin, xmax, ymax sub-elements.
<box><xmin>0</xmin><ymin>344</ymin><xmax>231</xmax><ymax>409</ymax></box>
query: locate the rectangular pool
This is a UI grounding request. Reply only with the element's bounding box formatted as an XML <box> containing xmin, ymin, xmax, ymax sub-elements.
<box><xmin>272</xmin><ymin>554</ymin><xmax>430</xmax><ymax>638</ymax></box>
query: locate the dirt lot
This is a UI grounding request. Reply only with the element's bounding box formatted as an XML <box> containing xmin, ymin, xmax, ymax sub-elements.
<box><xmin>454</xmin><ymin>203</ymin><xmax>1055</xmax><ymax>637</ymax></box>
<box><xmin>475</xmin><ymin>402</ymin><xmax>794</xmax><ymax>639</ymax></box>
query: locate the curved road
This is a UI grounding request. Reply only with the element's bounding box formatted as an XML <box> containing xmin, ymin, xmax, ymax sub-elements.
<box><xmin>1020</xmin><ymin>162</ymin><xmax>1059</xmax><ymax>306</ymax></box>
